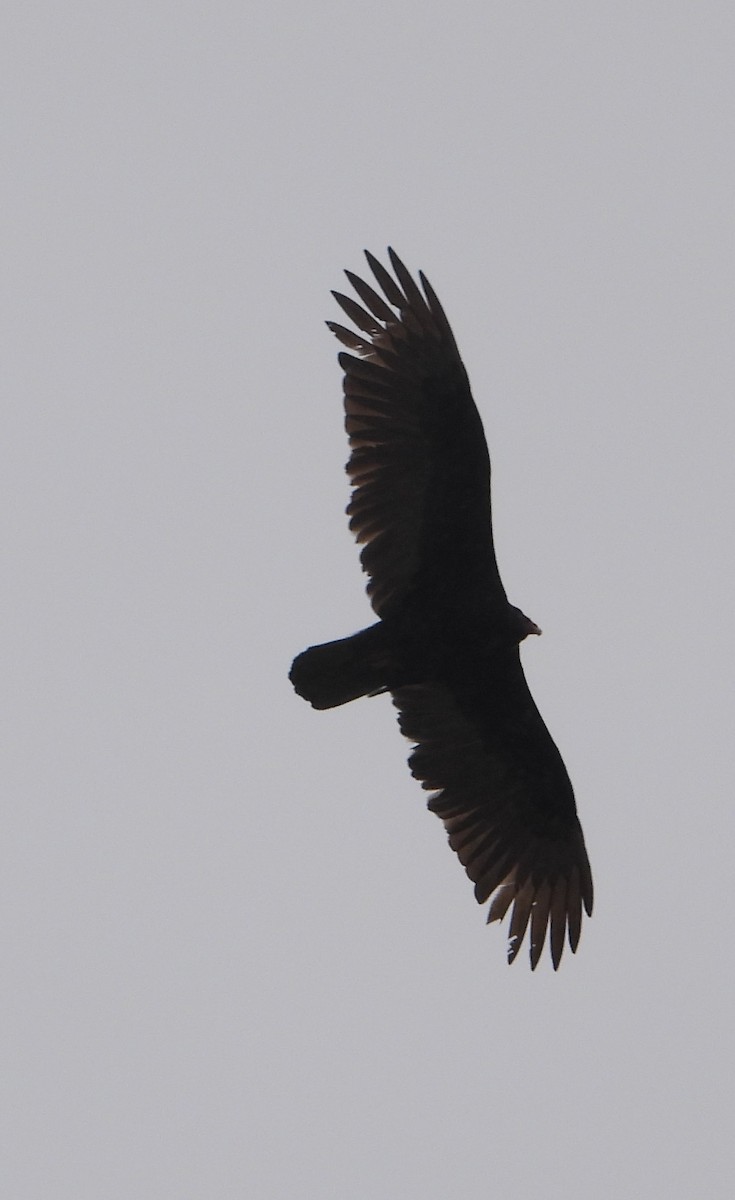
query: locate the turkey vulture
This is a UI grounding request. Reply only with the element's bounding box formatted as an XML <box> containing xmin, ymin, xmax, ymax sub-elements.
<box><xmin>290</xmin><ymin>249</ymin><xmax>592</xmax><ymax>969</ymax></box>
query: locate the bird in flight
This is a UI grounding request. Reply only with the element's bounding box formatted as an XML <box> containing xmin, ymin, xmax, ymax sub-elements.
<box><xmin>290</xmin><ymin>249</ymin><xmax>592</xmax><ymax>969</ymax></box>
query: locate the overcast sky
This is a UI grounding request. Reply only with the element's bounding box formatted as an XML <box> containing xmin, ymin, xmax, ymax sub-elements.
<box><xmin>4</xmin><ymin>2</ymin><xmax>735</xmax><ymax>1196</ymax></box>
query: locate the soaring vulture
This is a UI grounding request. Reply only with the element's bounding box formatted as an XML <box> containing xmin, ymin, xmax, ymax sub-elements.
<box><xmin>290</xmin><ymin>249</ymin><xmax>592</xmax><ymax>969</ymax></box>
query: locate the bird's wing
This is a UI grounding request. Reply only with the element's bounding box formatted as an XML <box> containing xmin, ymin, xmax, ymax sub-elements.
<box><xmin>392</xmin><ymin>653</ymin><xmax>593</xmax><ymax>969</ymax></box>
<box><xmin>328</xmin><ymin>248</ymin><xmax>506</xmax><ymax>619</ymax></box>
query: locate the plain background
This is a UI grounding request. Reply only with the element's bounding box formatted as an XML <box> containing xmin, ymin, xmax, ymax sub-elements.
<box><xmin>4</xmin><ymin>3</ymin><xmax>734</xmax><ymax>1196</ymax></box>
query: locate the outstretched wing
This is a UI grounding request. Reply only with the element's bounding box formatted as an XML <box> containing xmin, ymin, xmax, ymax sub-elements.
<box><xmin>329</xmin><ymin>248</ymin><xmax>506</xmax><ymax>619</ymax></box>
<box><xmin>392</xmin><ymin>654</ymin><xmax>593</xmax><ymax>970</ymax></box>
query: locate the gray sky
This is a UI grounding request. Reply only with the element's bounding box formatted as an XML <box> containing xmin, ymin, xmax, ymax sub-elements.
<box><xmin>4</xmin><ymin>2</ymin><xmax>735</xmax><ymax>1196</ymax></box>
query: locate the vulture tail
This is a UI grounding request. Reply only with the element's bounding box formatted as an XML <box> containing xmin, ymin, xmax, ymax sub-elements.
<box><xmin>289</xmin><ymin>623</ymin><xmax>390</xmax><ymax>710</ymax></box>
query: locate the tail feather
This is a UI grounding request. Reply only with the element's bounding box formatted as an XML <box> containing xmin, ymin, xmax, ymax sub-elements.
<box><xmin>290</xmin><ymin>623</ymin><xmax>390</xmax><ymax>710</ymax></box>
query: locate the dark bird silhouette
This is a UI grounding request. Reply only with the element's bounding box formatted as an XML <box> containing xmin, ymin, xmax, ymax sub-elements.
<box><xmin>290</xmin><ymin>249</ymin><xmax>592</xmax><ymax>969</ymax></box>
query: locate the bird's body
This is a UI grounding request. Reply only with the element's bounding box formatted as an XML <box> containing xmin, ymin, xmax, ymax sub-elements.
<box><xmin>290</xmin><ymin>249</ymin><xmax>592</xmax><ymax>969</ymax></box>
